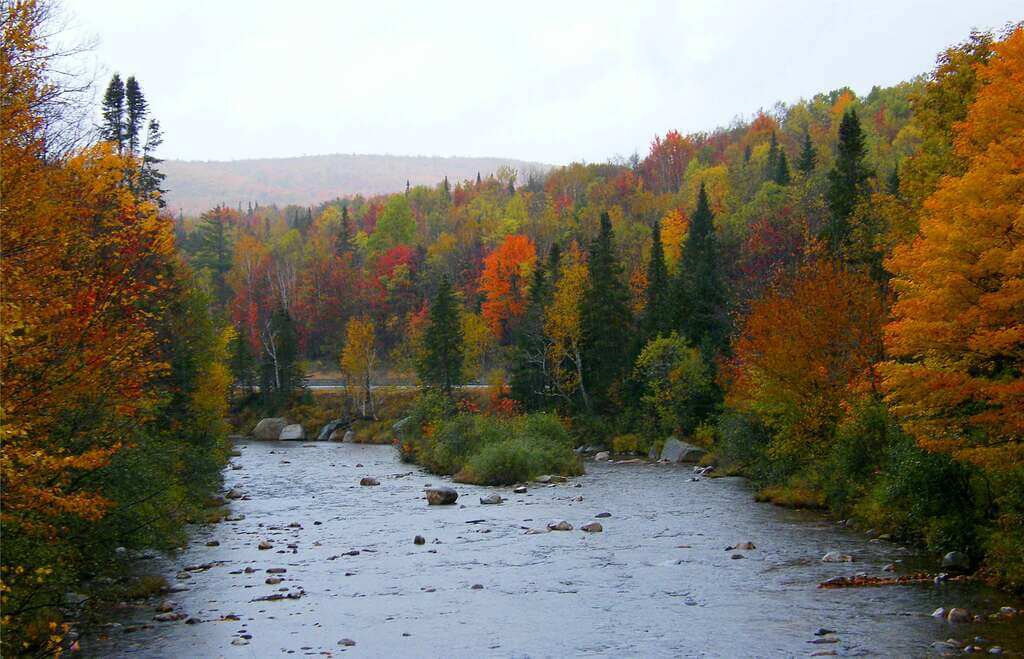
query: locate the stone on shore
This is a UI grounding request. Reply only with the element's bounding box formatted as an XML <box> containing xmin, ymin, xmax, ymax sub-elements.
<box><xmin>659</xmin><ymin>437</ymin><xmax>706</xmax><ymax>463</ymax></box>
<box><xmin>941</xmin><ymin>551</ymin><xmax>970</xmax><ymax>573</ymax></box>
<box><xmin>318</xmin><ymin>419</ymin><xmax>348</xmax><ymax>441</ymax></box>
<box><xmin>594</xmin><ymin>451</ymin><xmax>610</xmax><ymax>462</ymax></box>
<box><xmin>425</xmin><ymin>486</ymin><xmax>458</xmax><ymax>505</ymax></box>
<box><xmin>252</xmin><ymin>417</ymin><xmax>288</xmax><ymax>440</ymax></box>
<box><xmin>279</xmin><ymin>424</ymin><xmax>306</xmax><ymax>441</ymax></box>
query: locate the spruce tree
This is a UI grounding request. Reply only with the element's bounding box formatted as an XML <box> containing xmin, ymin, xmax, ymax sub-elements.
<box><xmin>641</xmin><ymin>220</ymin><xmax>672</xmax><ymax>342</ymax></box>
<box><xmin>442</xmin><ymin>176</ymin><xmax>451</xmax><ymax>203</ymax></box>
<box><xmin>773</xmin><ymin>148</ymin><xmax>791</xmax><ymax>185</ymax></box>
<box><xmin>509</xmin><ymin>260</ymin><xmax>551</xmax><ymax>410</ymax></box>
<box><xmin>797</xmin><ymin>132</ymin><xmax>816</xmax><ymax>174</ymax></box>
<box><xmin>765</xmin><ymin>131</ymin><xmax>779</xmax><ymax>181</ymax></box>
<box><xmin>101</xmin><ymin>74</ymin><xmax>125</xmax><ymax>152</ymax></box>
<box><xmin>124</xmin><ymin>76</ymin><xmax>148</xmax><ymax>157</ymax></box>
<box><xmin>336</xmin><ymin>205</ymin><xmax>352</xmax><ymax>255</ymax></box>
<box><xmin>887</xmin><ymin>165</ymin><xmax>900</xmax><ymax>196</ymax></box>
<box><xmin>824</xmin><ymin>109</ymin><xmax>872</xmax><ymax>254</ymax></box>
<box><xmin>139</xmin><ymin>118</ymin><xmax>166</xmax><ymax>204</ymax></box>
<box><xmin>580</xmin><ymin>212</ymin><xmax>632</xmax><ymax>413</ymax></box>
<box><xmin>195</xmin><ymin>208</ymin><xmax>234</xmax><ymax>310</ymax></box>
<box><xmin>675</xmin><ymin>183</ymin><xmax>728</xmax><ymax>359</ymax></box>
<box><xmin>419</xmin><ymin>275</ymin><xmax>464</xmax><ymax>397</ymax></box>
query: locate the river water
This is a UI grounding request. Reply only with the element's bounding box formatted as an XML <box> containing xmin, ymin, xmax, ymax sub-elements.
<box><xmin>84</xmin><ymin>440</ymin><xmax>1024</xmax><ymax>657</ymax></box>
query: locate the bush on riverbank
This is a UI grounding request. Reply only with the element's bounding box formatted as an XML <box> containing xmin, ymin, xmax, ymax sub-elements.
<box><xmin>396</xmin><ymin>392</ymin><xmax>582</xmax><ymax>485</ymax></box>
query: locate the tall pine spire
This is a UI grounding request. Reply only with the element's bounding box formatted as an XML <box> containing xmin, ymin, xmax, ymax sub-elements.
<box><xmin>675</xmin><ymin>183</ymin><xmax>728</xmax><ymax>358</ymax></box>
<box><xmin>797</xmin><ymin>131</ymin><xmax>816</xmax><ymax>174</ymax></box>
<box><xmin>101</xmin><ymin>74</ymin><xmax>125</xmax><ymax>152</ymax></box>
<box><xmin>641</xmin><ymin>220</ymin><xmax>672</xmax><ymax>342</ymax></box>
<box><xmin>824</xmin><ymin>109</ymin><xmax>872</xmax><ymax>254</ymax></box>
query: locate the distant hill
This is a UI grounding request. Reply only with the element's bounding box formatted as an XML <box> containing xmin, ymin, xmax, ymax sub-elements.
<box><xmin>159</xmin><ymin>153</ymin><xmax>551</xmax><ymax>214</ymax></box>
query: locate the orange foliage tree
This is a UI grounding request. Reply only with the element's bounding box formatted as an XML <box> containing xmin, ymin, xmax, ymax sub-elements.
<box><xmin>725</xmin><ymin>259</ymin><xmax>886</xmax><ymax>461</ymax></box>
<box><xmin>479</xmin><ymin>234</ymin><xmax>536</xmax><ymax>341</ymax></box>
<box><xmin>880</xmin><ymin>27</ymin><xmax>1024</xmax><ymax>470</ymax></box>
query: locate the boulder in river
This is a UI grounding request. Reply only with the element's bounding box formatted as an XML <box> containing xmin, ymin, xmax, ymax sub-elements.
<box><xmin>425</xmin><ymin>486</ymin><xmax>458</xmax><ymax>505</ymax></box>
<box><xmin>941</xmin><ymin>551</ymin><xmax>970</xmax><ymax>573</ymax></box>
<box><xmin>947</xmin><ymin>608</ymin><xmax>971</xmax><ymax>623</ymax></box>
<box><xmin>659</xmin><ymin>437</ymin><xmax>706</xmax><ymax>463</ymax></box>
<box><xmin>480</xmin><ymin>494</ymin><xmax>503</xmax><ymax>505</ymax></box>
<box><xmin>360</xmin><ymin>477</ymin><xmax>379</xmax><ymax>486</ymax></box>
<box><xmin>547</xmin><ymin>520</ymin><xmax>573</xmax><ymax>531</ymax></box>
<box><xmin>318</xmin><ymin>419</ymin><xmax>348</xmax><ymax>441</ymax></box>
<box><xmin>821</xmin><ymin>551</ymin><xmax>854</xmax><ymax>563</ymax></box>
<box><xmin>728</xmin><ymin>542</ymin><xmax>756</xmax><ymax>551</ymax></box>
<box><xmin>581</xmin><ymin>522</ymin><xmax>603</xmax><ymax>532</ymax></box>
<box><xmin>594</xmin><ymin>451</ymin><xmax>610</xmax><ymax>462</ymax></box>
<box><xmin>595</xmin><ymin>512</ymin><xmax>612</xmax><ymax>518</ymax></box>
<box><xmin>279</xmin><ymin>424</ymin><xmax>306</xmax><ymax>441</ymax></box>
<box><xmin>512</xmin><ymin>485</ymin><xmax>528</xmax><ymax>494</ymax></box>
<box><xmin>252</xmin><ymin>417</ymin><xmax>288</xmax><ymax>440</ymax></box>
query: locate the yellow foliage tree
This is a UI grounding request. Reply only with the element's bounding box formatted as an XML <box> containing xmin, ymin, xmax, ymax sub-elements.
<box><xmin>340</xmin><ymin>318</ymin><xmax>377</xmax><ymax>418</ymax></box>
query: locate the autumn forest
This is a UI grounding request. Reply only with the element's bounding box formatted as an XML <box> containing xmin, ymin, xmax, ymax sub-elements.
<box><xmin>2</xmin><ymin>1</ymin><xmax>1023</xmax><ymax>655</ymax></box>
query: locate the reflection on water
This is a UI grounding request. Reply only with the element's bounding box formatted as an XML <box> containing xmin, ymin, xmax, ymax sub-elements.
<box><xmin>83</xmin><ymin>441</ymin><xmax>1024</xmax><ymax>657</ymax></box>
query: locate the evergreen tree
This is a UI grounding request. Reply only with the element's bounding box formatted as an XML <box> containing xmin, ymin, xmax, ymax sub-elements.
<box><xmin>507</xmin><ymin>178</ymin><xmax>515</xmax><ymax>196</ymax></box>
<box><xmin>743</xmin><ymin>144</ymin><xmax>752</xmax><ymax>163</ymax></box>
<box><xmin>229</xmin><ymin>328</ymin><xmax>258</xmax><ymax>397</ymax></box>
<box><xmin>641</xmin><ymin>221</ymin><xmax>672</xmax><ymax>342</ymax></box>
<box><xmin>675</xmin><ymin>183</ymin><xmax>728</xmax><ymax>358</ymax></box>
<box><xmin>476</xmin><ymin>172</ymin><xmax>481</xmax><ymax>186</ymax></box>
<box><xmin>765</xmin><ymin>131</ymin><xmax>779</xmax><ymax>181</ymax></box>
<box><xmin>824</xmin><ymin>109</ymin><xmax>873</xmax><ymax>254</ymax></box>
<box><xmin>419</xmin><ymin>275</ymin><xmax>464</xmax><ymax>397</ymax></box>
<box><xmin>139</xmin><ymin>118</ymin><xmax>166</xmax><ymax>205</ymax></box>
<box><xmin>545</xmin><ymin>242</ymin><xmax>561</xmax><ymax>282</ymax></box>
<box><xmin>773</xmin><ymin>148</ymin><xmax>791</xmax><ymax>185</ymax></box>
<box><xmin>442</xmin><ymin>176</ymin><xmax>451</xmax><ymax>203</ymax></box>
<box><xmin>580</xmin><ymin>212</ymin><xmax>632</xmax><ymax>413</ymax></box>
<box><xmin>194</xmin><ymin>207</ymin><xmax>234</xmax><ymax>310</ymax></box>
<box><xmin>797</xmin><ymin>131</ymin><xmax>816</xmax><ymax>174</ymax></box>
<box><xmin>101</xmin><ymin>74</ymin><xmax>125</xmax><ymax>152</ymax></box>
<box><xmin>336</xmin><ymin>205</ymin><xmax>352</xmax><ymax>255</ymax></box>
<box><xmin>509</xmin><ymin>260</ymin><xmax>551</xmax><ymax>410</ymax></box>
<box><xmin>124</xmin><ymin>76</ymin><xmax>148</xmax><ymax>157</ymax></box>
<box><xmin>887</xmin><ymin>164</ymin><xmax>900</xmax><ymax>196</ymax></box>
<box><xmin>265</xmin><ymin>305</ymin><xmax>302</xmax><ymax>404</ymax></box>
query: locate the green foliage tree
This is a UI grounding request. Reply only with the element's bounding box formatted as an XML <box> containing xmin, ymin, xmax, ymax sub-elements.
<box><xmin>641</xmin><ymin>220</ymin><xmax>672</xmax><ymax>342</ymax></box>
<box><xmin>580</xmin><ymin>212</ymin><xmax>633</xmax><ymax>413</ymax></box>
<box><xmin>773</xmin><ymin>148</ymin><xmax>791</xmax><ymax>185</ymax></box>
<box><xmin>367</xmin><ymin>195</ymin><xmax>416</xmax><ymax>253</ymax></box>
<box><xmin>634</xmin><ymin>333</ymin><xmax>715</xmax><ymax>437</ymax></box>
<box><xmin>510</xmin><ymin>258</ymin><xmax>551</xmax><ymax>410</ymax></box>
<box><xmin>194</xmin><ymin>207</ymin><xmax>235</xmax><ymax>310</ymax></box>
<box><xmin>797</xmin><ymin>131</ymin><xmax>817</xmax><ymax>174</ymax></box>
<box><xmin>419</xmin><ymin>275</ymin><xmax>464</xmax><ymax>396</ymax></box>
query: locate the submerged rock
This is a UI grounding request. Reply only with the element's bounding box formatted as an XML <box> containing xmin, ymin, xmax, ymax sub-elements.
<box><xmin>547</xmin><ymin>520</ymin><xmax>573</xmax><ymax>531</ymax></box>
<box><xmin>425</xmin><ymin>486</ymin><xmax>458</xmax><ymax>505</ymax></box>
<box><xmin>595</xmin><ymin>512</ymin><xmax>612</xmax><ymax>518</ymax></box>
<box><xmin>360</xmin><ymin>477</ymin><xmax>379</xmax><ymax>486</ymax></box>
<box><xmin>581</xmin><ymin>522</ymin><xmax>603</xmax><ymax>532</ymax></box>
<box><xmin>821</xmin><ymin>551</ymin><xmax>854</xmax><ymax>563</ymax></box>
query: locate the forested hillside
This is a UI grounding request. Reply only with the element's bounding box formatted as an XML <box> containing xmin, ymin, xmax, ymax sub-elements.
<box><xmin>181</xmin><ymin>25</ymin><xmax>1023</xmax><ymax>593</ymax></box>
<box><xmin>160</xmin><ymin>154</ymin><xmax>550</xmax><ymax>214</ymax></box>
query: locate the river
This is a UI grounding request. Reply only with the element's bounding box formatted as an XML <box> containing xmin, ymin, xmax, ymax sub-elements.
<box><xmin>83</xmin><ymin>440</ymin><xmax>1024</xmax><ymax>657</ymax></box>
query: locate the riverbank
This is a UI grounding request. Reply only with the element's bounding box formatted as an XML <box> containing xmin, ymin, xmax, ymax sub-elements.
<box><xmin>80</xmin><ymin>441</ymin><xmax>1024</xmax><ymax>657</ymax></box>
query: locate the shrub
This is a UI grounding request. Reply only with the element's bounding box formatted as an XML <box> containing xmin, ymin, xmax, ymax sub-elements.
<box><xmin>611</xmin><ymin>434</ymin><xmax>641</xmax><ymax>454</ymax></box>
<box><xmin>634</xmin><ymin>333</ymin><xmax>716</xmax><ymax>437</ymax></box>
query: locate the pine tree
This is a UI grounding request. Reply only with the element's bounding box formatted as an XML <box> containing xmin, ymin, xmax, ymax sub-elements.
<box><xmin>797</xmin><ymin>131</ymin><xmax>816</xmax><ymax>174</ymax></box>
<box><xmin>229</xmin><ymin>328</ymin><xmax>258</xmax><ymax>396</ymax></box>
<box><xmin>442</xmin><ymin>176</ymin><xmax>451</xmax><ymax>203</ymax></box>
<box><xmin>139</xmin><ymin>118</ymin><xmax>166</xmax><ymax>204</ymax></box>
<box><xmin>266</xmin><ymin>305</ymin><xmax>302</xmax><ymax>403</ymax></box>
<box><xmin>195</xmin><ymin>207</ymin><xmax>234</xmax><ymax>310</ymax></box>
<box><xmin>675</xmin><ymin>183</ymin><xmax>728</xmax><ymax>358</ymax></box>
<box><xmin>336</xmin><ymin>205</ymin><xmax>352</xmax><ymax>255</ymax></box>
<box><xmin>641</xmin><ymin>220</ymin><xmax>672</xmax><ymax>342</ymax></box>
<box><xmin>124</xmin><ymin>76</ymin><xmax>148</xmax><ymax>157</ymax></box>
<box><xmin>773</xmin><ymin>148</ymin><xmax>791</xmax><ymax>185</ymax></box>
<box><xmin>419</xmin><ymin>275</ymin><xmax>464</xmax><ymax>397</ymax></box>
<box><xmin>101</xmin><ymin>74</ymin><xmax>125</xmax><ymax>152</ymax></box>
<box><xmin>765</xmin><ymin>131</ymin><xmax>779</xmax><ymax>181</ymax></box>
<box><xmin>580</xmin><ymin>212</ymin><xmax>632</xmax><ymax>413</ymax></box>
<box><xmin>509</xmin><ymin>259</ymin><xmax>551</xmax><ymax>410</ymax></box>
<box><xmin>824</xmin><ymin>109</ymin><xmax>873</xmax><ymax>254</ymax></box>
<box><xmin>887</xmin><ymin>164</ymin><xmax>900</xmax><ymax>196</ymax></box>
<box><xmin>546</xmin><ymin>242</ymin><xmax>561</xmax><ymax>282</ymax></box>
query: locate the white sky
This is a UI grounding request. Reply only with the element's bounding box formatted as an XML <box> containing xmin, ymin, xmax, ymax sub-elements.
<box><xmin>64</xmin><ymin>0</ymin><xmax>1020</xmax><ymax>165</ymax></box>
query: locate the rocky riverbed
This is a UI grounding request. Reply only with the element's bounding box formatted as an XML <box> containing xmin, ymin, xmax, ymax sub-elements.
<box><xmin>82</xmin><ymin>440</ymin><xmax>1024</xmax><ymax>657</ymax></box>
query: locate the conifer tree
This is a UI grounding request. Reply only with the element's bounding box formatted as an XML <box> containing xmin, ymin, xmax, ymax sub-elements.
<box><xmin>580</xmin><ymin>212</ymin><xmax>632</xmax><ymax>413</ymax></box>
<box><xmin>887</xmin><ymin>165</ymin><xmax>900</xmax><ymax>196</ymax></box>
<box><xmin>336</xmin><ymin>205</ymin><xmax>352</xmax><ymax>255</ymax></box>
<box><xmin>101</xmin><ymin>74</ymin><xmax>125</xmax><ymax>152</ymax></box>
<box><xmin>442</xmin><ymin>176</ymin><xmax>451</xmax><ymax>202</ymax></box>
<box><xmin>124</xmin><ymin>76</ymin><xmax>148</xmax><ymax>157</ymax></box>
<box><xmin>509</xmin><ymin>259</ymin><xmax>551</xmax><ymax>410</ymax></box>
<box><xmin>773</xmin><ymin>148</ymin><xmax>791</xmax><ymax>185</ymax></box>
<box><xmin>641</xmin><ymin>220</ymin><xmax>672</xmax><ymax>342</ymax></box>
<box><xmin>824</xmin><ymin>109</ymin><xmax>873</xmax><ymax>254</ymax></box>
<box><xmin>765</xmin><ymin>131</ymin><xmax>779</xmax><ymax>181</ymax></box>
<box><xmin>139</xmin><ymin>118</ymin><xmax>166</xmax><ymax>204</ymax></box>
<box><xmin>797</xmin><ymin>131</ymin><xmax>816</xmax><ymax>174</ymax></box>
<box><xmin>195</xmin><ymin>207</ymin><xmax>234</xmax><ymax>310</ymax></box>
<box><xmin>419</xmin><ymin>275</ymin><xmax>464</xmax><ymax>397</ymax></box>
<box><xmin>675</xmin><ymin>183</ymin><xmax>728</xmax><ymax>358</ymax></box>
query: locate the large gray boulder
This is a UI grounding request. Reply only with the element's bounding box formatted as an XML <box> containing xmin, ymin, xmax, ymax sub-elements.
<box><xmin>941</xmin><ymin>551</ymin><xmax>971</xmax><ymax>573</ymax></box>
<box><xmin>318</xmin><ymin>419</ymin><xmax>348</xmax><ymax>441</ymax></box>
<box><xmin>425</xmin><ymin>486</ymin><xmax>458</xmax><ymax>505</ymax></box>
<box><xmin>660</xmin><ymin>437</ymin><xmax>706</xmax><ymax>463</ymax></box>
<box><xmin>279</xmin><ymin>424</ymin><xmax>306</xmax><ymax>441</ymax></box>
<box><xmin>253</xmin><ymin>417</ymin><xmax>288</xmax><ymax>440</ymax></box>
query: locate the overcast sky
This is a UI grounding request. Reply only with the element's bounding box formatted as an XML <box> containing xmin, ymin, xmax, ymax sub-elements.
<box><xmin>64</xmin><ymin>1</ymin><xmax>1020</xmax><ymax>165</ymax></box>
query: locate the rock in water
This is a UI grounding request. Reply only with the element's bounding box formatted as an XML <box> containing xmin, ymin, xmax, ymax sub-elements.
<box><xmin>547</xmin><ymin>520</ymin><xmax>573</xmax><ymax>531</ymax></box>
<box><xmin>252</xmin><ymin>417</ymin><xmax>288</xmax><ymax>440</ymax></box>
<box><xmin>594</xmin><ymin>451</ymin><xmax>610</xmax><ymax>462</ymax></box>
<box><xmin>941</xmin><ymin>551</ymin><xmax>970</xmax><ymax>573</ymax></box>
<box><xmin>947</xmin><ymin>608</ymin><xmax>971</xmax><ymax>623</ymax></box>
<box><xmin>659</xmin><ymin>437</ymin><xmax>707</xmax><ymax>463</ymax></box>
<box><xmin>512</xmin><ymin>486</ymin><xmax>528</xmax><ymax>494</ymax></box>
<box><xmin>425</xmin><ymin>486</ymin><xmax>458</xmax><ymax>505</ymax></box>
<box><xmin>359</xmin><ymin>477</ymin><xmax>379</xmax><ymax>486</ymax></box>
<box><xmin>728</xmin><ymin>542</ymin><xmax>756</xmax><ymax>551</ymax></box>
<box><xmin>581</xmin><ymin>522</ymin><xmax>603</xmax><ymax>533</ymax></box>
<box><xmin>338</xmin><ymin>638</ymin><xmax>356</xmax><ymax>647</ymax></box>
<box><xmin>480</xmin><ymin>494</ymin><xmax>503</xmax><ymax>505</ymax></box>
<box><xmin>821</xmin><ymin>551</ymin><xmax>854</xmax><ymax>563</ymax></box>
<box><xmin>595</xmin><ymin>512</ymin><xmax>612</xmax><ymax>518</ymax></box>
<box><xmin>279</xmin><ymin>424</ymin><xmax>306</xmax><ymax>441</ymax></box>
<box><xmin>318</xmin><ymin>419</ymin><xmax>348</xmax><ymax>441</ymax></box>
<box><xmin>414</xmin><ymin>535</ymin><xmax>426</xmax><ymax>545</ymax></box>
